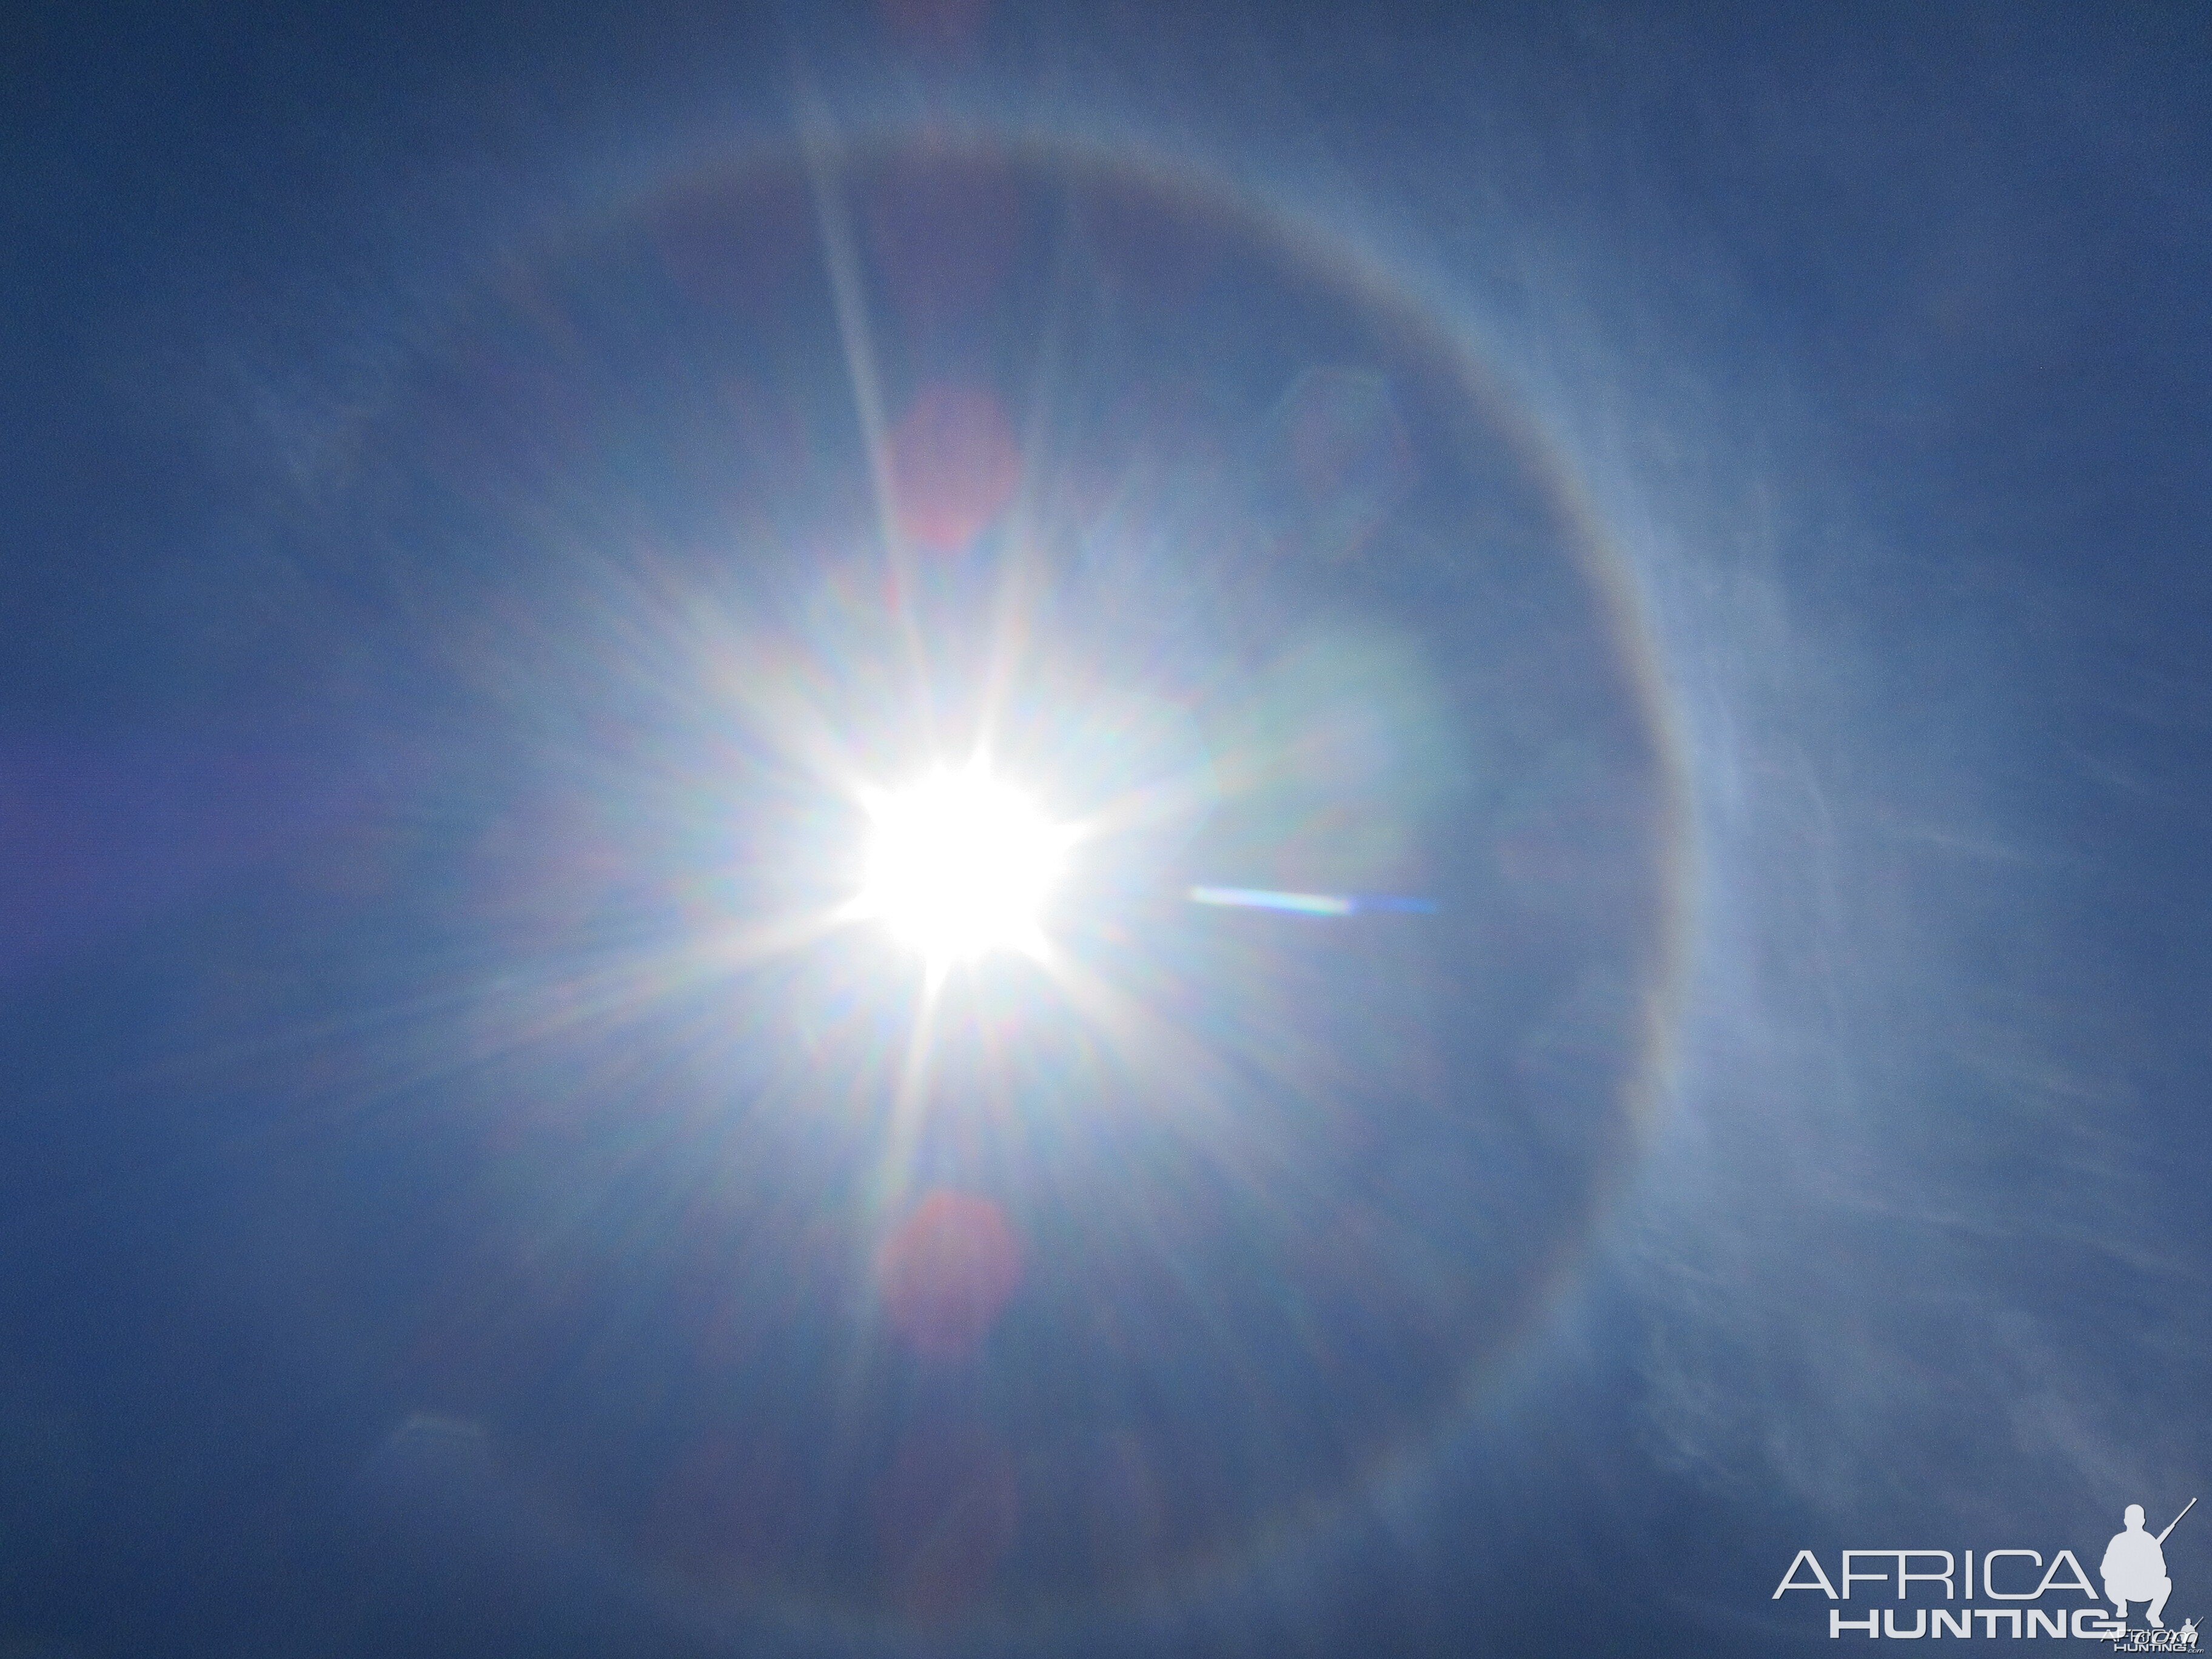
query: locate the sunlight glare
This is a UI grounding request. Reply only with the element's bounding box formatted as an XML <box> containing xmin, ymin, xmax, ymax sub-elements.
<box><xmin>857</xmin><ymin>766</ymin><xmax>1068</xmax><ymax>965</ymax></box>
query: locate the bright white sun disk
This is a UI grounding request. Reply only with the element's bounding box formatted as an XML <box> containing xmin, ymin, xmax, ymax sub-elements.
<box><xmin>858</xmin><ymin>768</ymin><xmax>1068</xmax><ymax>962</ymax></box>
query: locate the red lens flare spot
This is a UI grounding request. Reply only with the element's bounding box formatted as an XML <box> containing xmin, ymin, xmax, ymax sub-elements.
<box><xmin>886</xmin><ymin>381</ymin><xmax>1022</xmax><ymax>553</ymax></box>
<box><xmin>876</xmin><ymin>1188</ymin><xmax>1023</xmax><ymax>1361</ymax></box>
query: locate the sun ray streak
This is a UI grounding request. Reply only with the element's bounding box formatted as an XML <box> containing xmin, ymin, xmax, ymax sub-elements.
<box><xmin>972</xmin><ymin>196</ymin><xmax>1088</xmax><ymax>764</ymax></box>
<box><xmin>799</xmin><ymin>116</ymin><xmax>936</xmax><ymax>749</ymax></box>
<box><xmin>870</xmin><ymin>964</ymin><xmax>947</xmax><ymax>1215</ymax></box>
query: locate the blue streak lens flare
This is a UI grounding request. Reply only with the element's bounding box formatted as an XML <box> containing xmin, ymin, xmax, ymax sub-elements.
<box><xmin>1187</xmin><ymin>885</ymin><xmax>1436</xmax><ymax>917</ymax></box>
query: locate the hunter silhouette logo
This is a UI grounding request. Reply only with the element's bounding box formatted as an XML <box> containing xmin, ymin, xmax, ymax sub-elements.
<box><xmin>1774</xmin><ymin>1497</ymin><xmax>2198</xmax><ymax>1644</ymax></box>
<box><xmin>2106</xmin><ymin>1500</ymin><xmax>2191</xmax><ymax>1629</ymax></box>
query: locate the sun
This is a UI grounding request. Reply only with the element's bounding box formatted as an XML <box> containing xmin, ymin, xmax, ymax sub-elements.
<box><xmin>855</xmin><ymin>765</ymin><xmax>1070</xmax><ymax>966</ymax></box>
